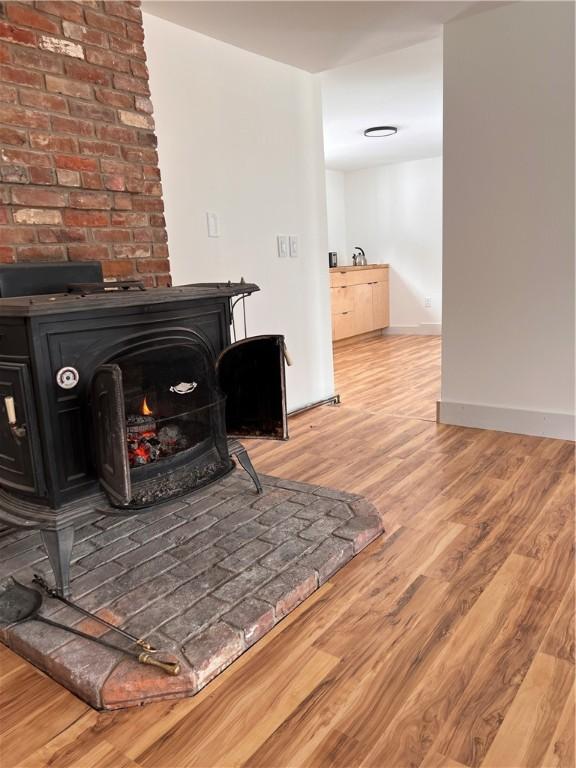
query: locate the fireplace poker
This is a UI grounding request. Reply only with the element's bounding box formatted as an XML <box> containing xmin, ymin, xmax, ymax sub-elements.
<box><xmin>32</xmin><ymin>573</ymin><xmax>155</xmax><ymax>652</ymax></box>
<box><xmin>0</xmin><ymin>580</ymin><xmax>180</xmax><ymax>676</ymax></box>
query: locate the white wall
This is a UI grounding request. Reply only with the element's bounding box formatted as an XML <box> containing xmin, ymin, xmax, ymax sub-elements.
<box><xmin>441</xmin><ymin>1</ymin><xmax>575</xmax><ymax>440</ymax></box>
<box><xmin>325</xmin><ymin>169</ymin><xmax>347</xmax><ymax>264</ymax></box>
<box><xmin>343</xmin><ymin>156</ymin><xmax>443</xmax><ymax>330</ymax></box>
<box><xmin>143</xmin><ymin>13</ymin><xmax>334</xmax><ymax>412</ymax></box>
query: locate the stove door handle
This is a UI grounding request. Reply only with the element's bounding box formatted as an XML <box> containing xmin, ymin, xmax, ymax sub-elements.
<box><xmin>4</xmin><ymin>396</ymin><xmax>27</xmax><ymax>441</ymax></box>
<box><xmin>4</xmin><ymin>396</ymin><xmax>16</xmax><ymax>425</ymax></box>
<box><xmin>283</xmin><ymin>341</ymin><xmax>293</xmax><ymax>367</ymax></box>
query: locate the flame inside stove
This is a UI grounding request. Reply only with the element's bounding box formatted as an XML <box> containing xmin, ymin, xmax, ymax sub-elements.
<box><xmin>141</xmin><ymin>396</ymin><xmax>153</xmax><ymax>417</ymax></box>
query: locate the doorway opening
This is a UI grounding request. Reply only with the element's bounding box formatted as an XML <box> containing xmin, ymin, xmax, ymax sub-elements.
<box><xmin>321</xmin><ymin>37</ymin><xmax>443</xmax><ymax>421</ymax></box>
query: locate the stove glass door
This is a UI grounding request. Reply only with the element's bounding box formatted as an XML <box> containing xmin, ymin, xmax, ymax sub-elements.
<box><xmin>92</xmin><ymin>339</ymin><xmax>232</xmax><ymax>508</ymax></box>
<box><xmin>92</xmin><ymin>363</ymin><xmax>131</xmax><ymax>507</ymax></box>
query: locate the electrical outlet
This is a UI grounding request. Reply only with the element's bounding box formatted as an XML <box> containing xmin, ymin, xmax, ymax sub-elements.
<box><xmin>424</xmin><ymin>296</ymin><xmax>432</xmax><ymax>308</ymax></box>
<box><xmin>277</xmin><ymin>235</ymin><xmax>288</xmax><ymax>258</ymax></box>
<box><xmin>289</xmin><ymin>235</ymin><xmax>298</xmax><ymax>258</ymax></box>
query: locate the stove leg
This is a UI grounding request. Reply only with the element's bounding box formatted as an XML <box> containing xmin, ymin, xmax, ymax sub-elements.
<box><xmin>229</xmin><ymin>440</ymin><xmax>263</xmax><ymax>494</ymax></box>
<box><xmin>40</xmin><ymin>527</ymin><xmax>74</xmax><ymax>598</ymax></box>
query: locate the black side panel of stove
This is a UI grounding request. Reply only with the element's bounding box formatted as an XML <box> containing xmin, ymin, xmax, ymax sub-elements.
<box><xmin>0</xmin><ymin>362</ymin><xmax>45</xmax><ymax>495</ymax></box>
<box><xmin>29</xmin><ymin>298</ymin><xmax>232</xmax><ymax>508</ymax></box>
<box><xmin>0</xmin><ymin>318</ymin><xmax>47</xmax><ymax>503</ymax></box>
<box><xmin>0</xmin><ymin>318</ymin><xmax>28</xmax><ymax>357</ymax></box>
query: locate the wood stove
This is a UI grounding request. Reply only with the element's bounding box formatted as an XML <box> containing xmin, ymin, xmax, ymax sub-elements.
<box><xmin>0</xmin><ymin>266</ymin><xmax>287</xmax><ymax>596</ymax></box>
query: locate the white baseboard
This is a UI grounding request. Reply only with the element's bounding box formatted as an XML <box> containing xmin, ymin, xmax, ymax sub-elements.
<box><xmin>384</xmin><ymin>323</ymin><xmax>442</xmax><ymax>336</ymax></box>
<box><xmin>438</xmin><ymin>400</ymin><xmax>575</xmax><ymax>441</ymax></box>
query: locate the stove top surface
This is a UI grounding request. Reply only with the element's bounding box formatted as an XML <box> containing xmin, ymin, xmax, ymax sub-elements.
<box><xmin>0</xmin><ymin>281</ymin><xmax>259</xmax><ymax>317</ymax></box>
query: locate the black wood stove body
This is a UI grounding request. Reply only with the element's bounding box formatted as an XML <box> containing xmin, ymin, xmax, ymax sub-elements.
<box><xmin>0</xmin><ymin>271</ymin><xmax>287</xmax><ymax>596</ymax></box>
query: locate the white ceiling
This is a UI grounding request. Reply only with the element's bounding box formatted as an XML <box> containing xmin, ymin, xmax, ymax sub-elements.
<box><xmin>322</xmin><ymin>36</ymin><xmax>442</xmax><ymax>171</ymax></box>
<box><xmin>143</xmin><ymin>1</ymin><xmax>485</xmax><ymax>73</ymax></box>
<box><xmin>143</xmin><ymin>1</ymin><xmax>499</xmax><ymax>171</ymax></box>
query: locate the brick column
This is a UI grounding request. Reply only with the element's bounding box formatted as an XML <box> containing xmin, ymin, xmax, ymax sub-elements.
<box><xmin>0</xmin><ymin>1</ymin><xmax>171</xmax><ymax>286</ymax></box>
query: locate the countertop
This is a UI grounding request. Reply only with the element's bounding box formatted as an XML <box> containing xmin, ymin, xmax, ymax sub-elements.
<box><xmin>329</xmin><ymin>264</ymin><xmax>389</xmax><ymax>272</ymax></box>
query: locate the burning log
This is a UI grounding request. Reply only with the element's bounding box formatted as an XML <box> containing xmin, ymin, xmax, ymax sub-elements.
<box><xmin>158</xmin><ymin>425</ymin><xmax>190</xmax><ymax>455</ymax></box>
<box><xmin>126</xmin><ymin>398</ymin><xmax>190</xmax><ymax>466</ymax></box>
<box><xmin>126</xmin><ymin>414</ymin><xmax>160</xmax><ymax>467</ymax></box>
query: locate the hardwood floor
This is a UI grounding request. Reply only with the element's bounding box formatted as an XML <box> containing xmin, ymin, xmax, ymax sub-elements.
<box><xmin>333</xmin><ymin>333</ymin><xmax>441</xmax><ymax>421</ymax></box>
<box><xmin>1</xmin><ymin>335</ymin><xmax>574</xmax><ymax>768</ymax></box>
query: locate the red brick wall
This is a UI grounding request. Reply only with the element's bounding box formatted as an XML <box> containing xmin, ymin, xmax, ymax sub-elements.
<box><xmin>0</xmin><ymin>0</ymin><xmax>171</xmax><ymax>286</ymax></box>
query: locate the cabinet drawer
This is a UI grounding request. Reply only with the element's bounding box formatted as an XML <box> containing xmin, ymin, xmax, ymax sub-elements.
<box><xmin>332</xmin><ymin>283</ymin><xmax>374</xmax><ymax>340</ymax></box>
<box><xmin>365</xmin><ymin>268</ymin><xmax>389</xmax><ymax>285</ymax></box>
<box><xmin>330</xmin><ymin>268</ymin><xmax>389</xmax><ymax>288</ymax></box>
<box><xmin>331</xmin><ymin>286</ymin><xmax>354</xmax><ymax>314</ymax></box>
<box><xmin>332</xmin><ymin>311</ymin><xmax>356</xmax><ymax>341</ymax></box>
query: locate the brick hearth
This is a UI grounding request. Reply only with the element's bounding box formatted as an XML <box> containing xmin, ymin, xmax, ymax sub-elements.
<box><xmin>0</xmin><ymin>470</ymin><xmax>383</xmax><ymax>709</ymax></box>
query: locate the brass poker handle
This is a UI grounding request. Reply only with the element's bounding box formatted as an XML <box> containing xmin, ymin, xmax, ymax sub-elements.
<box><xmin>138</xmin><ymin>652</ymin><xmax>181</xmax><ymax>676</ymax></box>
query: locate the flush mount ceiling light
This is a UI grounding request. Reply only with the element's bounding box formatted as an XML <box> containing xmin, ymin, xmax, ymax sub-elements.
<box><xmin>363</xmin><ymin>126</ymin><xmax>398</xmax><ymax>138</ymax></box>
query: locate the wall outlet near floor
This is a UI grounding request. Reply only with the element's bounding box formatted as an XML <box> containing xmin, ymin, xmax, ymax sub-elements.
<box><xmin>277</xmin><ymin>235</ymin><xmax>288</xmax><ymax>258</ymax></box>
<box><xmin>424</xmin><ymin>296</ymin><xmax>432</xmax><ymax>308</ymax></box>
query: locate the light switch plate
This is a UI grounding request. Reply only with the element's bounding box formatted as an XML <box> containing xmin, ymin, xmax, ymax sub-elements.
<box><xmin>289</xmin><ymin>235</ymin><xmax>298</xmax><ymax>258</ymax></box>
<box><xmin>206</xmin><ymin>212</ymin><xmax>220</xmax><ymax>238</ymax></box>
<box><xmin>277</xmin><ymin>235</ymin><xmax>288</xmax><ymax>258</ymax></box>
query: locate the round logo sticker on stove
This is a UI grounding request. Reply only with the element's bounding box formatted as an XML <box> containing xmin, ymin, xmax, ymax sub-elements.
<box><xmin>56</xmin><ymin>367</ymin><xmax>79</xmax><ymax>390</ymax></box>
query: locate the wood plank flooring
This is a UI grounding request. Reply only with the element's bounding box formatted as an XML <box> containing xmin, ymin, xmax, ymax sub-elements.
<box><xmin>1</xmin><ymin>335</ymin><xmax>574</xmax><ymax>768</ymax></box>
<box><xmin>333</xmin><ymin>333</ymin><xmax>441</xmax><ymax>421</ymax></box>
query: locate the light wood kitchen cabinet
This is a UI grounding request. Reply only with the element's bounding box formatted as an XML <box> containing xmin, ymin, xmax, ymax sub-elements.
<box><xmin>330</xmin><ymin>265</ymin><xmax>389</xmax><ymax>341</ymax></box>
<box><xmin>371</xmin><ymin>280</ymin><xmax>389</xmax><ymax>329</ymax></box>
